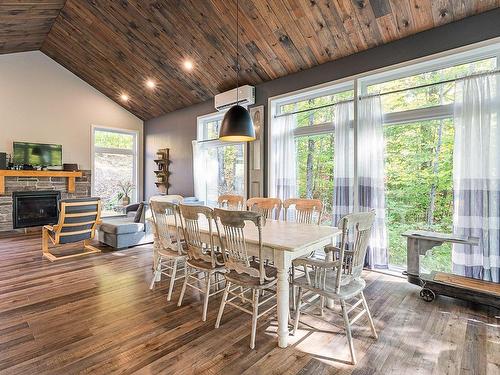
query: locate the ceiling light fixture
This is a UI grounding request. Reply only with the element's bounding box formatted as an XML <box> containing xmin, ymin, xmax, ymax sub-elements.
<box><xmin>120</xmin><ymin>94</ymin><xmax>129</xmax><ymax>102</ymax></box>
<box><xmin>183</xmin><ymin>60</ymin><xmax>194</xmax><ymax>71</ymax></box>
<box><xmin>146</xmin><ymin>79</ymin><xmax>156</xmax><ymax>89</ymax></box>
<box><xmin>218</xmin><ymin>0</ymin><xmax>255</xmax><ymax>142</ymax></box>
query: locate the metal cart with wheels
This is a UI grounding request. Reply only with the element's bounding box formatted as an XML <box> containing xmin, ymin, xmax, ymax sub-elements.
<box><xmin>402</xmin><ymin>230</ymin><xmax>500</xmax><ymax>309</ymax></box>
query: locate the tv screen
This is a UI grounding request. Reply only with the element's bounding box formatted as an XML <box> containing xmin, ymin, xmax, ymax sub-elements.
<box><xmin>13</xmin><ymin>142</ymin><xmax>63</xmax><ymax>167</ymax></box>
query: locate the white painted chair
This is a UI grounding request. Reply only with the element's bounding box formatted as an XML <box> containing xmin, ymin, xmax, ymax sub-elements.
<box><xmin>177</xmin><ymin>204</ymin><xmax>226</xmax><ymax>321</ymax></box>
<box><xmin>292</xmin><ymin>210</ymin><xmax>378</xmax><ymax>365</ymax></box>
<box><xmin>214</xmin><ymin>208</ymin><xmax>277</xmax><ymax>349</ymax></box>
<box><xmin>149</xmin><ymin>194</ymin><xmax>184</xmax><ymax>204</ymax></box>
<box><xmin>149</xmin><ymin>201</ymin><xmax>187</xmax><ymax>301</ymax></box>
<box><xmin>286</xmin><ymin>198</ymin><xmax>324</xmax><ymax>310</ymax></box>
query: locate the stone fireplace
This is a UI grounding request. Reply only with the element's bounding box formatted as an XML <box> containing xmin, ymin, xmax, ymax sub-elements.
<box><xmin>0</xmin><ymin>170</ymin><xmax>91</xmax><ymax>231</ymax></box>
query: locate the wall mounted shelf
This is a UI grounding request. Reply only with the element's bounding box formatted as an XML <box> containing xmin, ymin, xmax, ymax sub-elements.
<box><xmin>0</xmin><ymin>170</ymin><xmax>83</xmax><ymax>195</ymax></box>
<box><xmin>154</xmin><ymin>148</ymin><xmax>170</xmax><ymax>194</ymax></box>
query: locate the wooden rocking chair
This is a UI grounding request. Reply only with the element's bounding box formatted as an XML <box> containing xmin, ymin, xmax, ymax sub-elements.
<box><xmin>42</xmin><ymin>198</ymin><xmax>102</xmax><ymax>262</ymax></box>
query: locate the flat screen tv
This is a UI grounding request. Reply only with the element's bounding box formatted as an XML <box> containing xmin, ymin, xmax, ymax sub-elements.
<box><xmin>13</xmin><ymin>142</ymin><xmax>63</xmax><ymax>167</ymax></box>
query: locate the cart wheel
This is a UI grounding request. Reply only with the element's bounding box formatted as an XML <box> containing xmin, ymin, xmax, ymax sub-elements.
<box><xmin>420</xmin><ymin>288</ymin><xmax>435</xmax><ymax>302</ymax></box>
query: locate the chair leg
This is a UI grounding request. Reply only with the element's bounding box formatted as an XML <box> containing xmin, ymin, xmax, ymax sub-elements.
<box><xmin>292</xmin><ymin>287</ymin><xmax>303</xmax><ymax>336</ymax></box>
<box><xmin>290</xmin><ymin>264</ymin><xmax>296</xmax><ymax>311</ymax></box>
<box><xmin>340</xmin><ymin>299</ymin><xmax>356</xmax><ymax>365</ymax></box>
<box><xmin>167</xmin><ymin>259</ymin><xmax>178</xmax><ymax>301</ymax></box>
<box><xmin>202</xmin><ymin>272</ymin><xmax>211</xmax><ymax>322</ymax></box>
<box><xmin>177</xmin><ymin>266</ymin><xmax>190</xmax><ymax>307</ymax></box>
<box><xmin>42</xmin><ymin>227</ymin><xmax>49</xmax><ymax>254</ymax></box>
<box><xmin>149</xmin><ymin>258</ymin><xmax>162</xmax><ymax>290</ymax></box>
<box><xmin>250</xmin><ymin>288</ymin><xmax>260</xmax><ymax>349</ymax></box>
<box><xmin>239</xmin><ymin>286</ymin><xmax>245</xmax><ymax>303</ymax></box>
<box><xmin>215</xmin><ymin>281</ymin><xmax>231</xmax><ymax>328</ymax></box>
<box><xmin>360</xmin><ymin>292</ymin><xmax>378</xmax><ymax>339</ymax></box>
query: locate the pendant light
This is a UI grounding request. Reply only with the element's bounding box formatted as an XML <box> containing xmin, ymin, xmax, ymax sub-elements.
<box><xmin>219</xmin><ymin>0</ymin><xmax>255</xmax><ymax>142</ymax></box>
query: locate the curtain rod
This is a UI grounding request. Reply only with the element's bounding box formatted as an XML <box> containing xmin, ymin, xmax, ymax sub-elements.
<box><xmin>274</xmin><ymin>69</ymin><xmax>500</xmax><ymax>118</ymax></box>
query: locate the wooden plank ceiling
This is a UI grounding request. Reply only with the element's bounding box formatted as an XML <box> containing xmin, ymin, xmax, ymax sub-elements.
<box><xmin>0</xmin><ymin>1</ymin><xmax>66</xmax><ymax>54</ymax></box>
<box><xmin>1</xmin><ymin>1</ymin><xmax>500</xmax><ymax>120</ymax></box>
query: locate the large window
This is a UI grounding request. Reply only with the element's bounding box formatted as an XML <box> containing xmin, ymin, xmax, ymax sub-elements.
<box><xmin>275</xmin><ymin>85</ymin><xmax>353</xmax><ymax>224</ymax></box>
<box><xmin>195</xmin><ymin>113</ymin><xmax>246</xmax><ymax>206</ymax></box>
<box><xmin>364</xmin><ymin>56</ymin><xmax>497</xmax><ymax>271</ymax></box>
<box><xmin>270</xmin><ymin>42</ymin><xmax>500</xmax><ymax>273</ymax></box>
<box><xmin>92</xmin><ymin>127</ymin><xmax>138</xmax><ymax>217</ymax></box>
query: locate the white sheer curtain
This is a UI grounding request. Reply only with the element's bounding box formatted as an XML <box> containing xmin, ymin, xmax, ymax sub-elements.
<box><xmin>192</xmin><ymin>140</ymin><xmax>206</xmax><ymax>202</ymax></box>
<box><xmin>453</xmin><ymin>73</ymin><xmax>500</xmax><ymax>283</ymax></box>
<box><xmin>270</xmin><ymin>114</ymin><xmax>297</xmax><ymax>200</ymax></box>
<box><xmin>333</xmin><ymin>102</ymin><xmax>354</xmax><ymax>225</ymax></box>
<box><xmin>358</xmin><ymin>95</ymin><xmax>388</xmax><ymax>269</ymax></box>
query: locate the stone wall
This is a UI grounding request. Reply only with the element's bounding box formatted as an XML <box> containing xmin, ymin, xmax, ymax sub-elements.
<box><xmin>0</xmin><ymin>170</ymin><xmax>91</xmax><ymax>231</ymax></box>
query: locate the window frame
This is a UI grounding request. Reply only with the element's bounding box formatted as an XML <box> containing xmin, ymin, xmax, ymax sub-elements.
<box><xmin>91</xmin><ymin>125</ymin><xmax>139</xmax><ymax>205</ymax></box>
<box><xmin>195</xmin><ymin>111</ymin><xmax>248</xmax><ymax>204</ymax></box>
<box><xmin>268</xmin><ymin>39</ymin><xmax>500</xmax><ymax>199</ymax></box>
<box><xmin>268</xmin><ymin>39</ymin><xmax>500</xmax><ymax>272</ymax></box>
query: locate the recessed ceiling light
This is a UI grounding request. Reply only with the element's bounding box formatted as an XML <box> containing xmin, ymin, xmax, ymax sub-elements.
<box><xmin>146</xmin><ymin>79</ymin><xmax>156</xmax><ymax>89</ymax></box>
<box><xmin>120</xmin><ymin>94</ymin><xmax>129</xmax><ymax>102</ymax></box>
<box><xmin>183</xmin><ymin>60</ymin><xmax>194</xmax><ymax>71</ymax></box>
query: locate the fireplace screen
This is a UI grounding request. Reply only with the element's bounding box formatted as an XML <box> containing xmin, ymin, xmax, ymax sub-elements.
<box><xmin>12</xmin><ymin>191</ymin><xmax>61</xmax><ymax>229</ymax></box>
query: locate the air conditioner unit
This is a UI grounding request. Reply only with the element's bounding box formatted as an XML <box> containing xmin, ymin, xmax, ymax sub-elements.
<box><xmin>214</xmin><ymin>85</ymin><xmax>255</xmax><ymax>111</ymax></box>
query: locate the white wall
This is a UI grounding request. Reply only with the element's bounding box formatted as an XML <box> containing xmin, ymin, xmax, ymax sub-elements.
<box><xmin>0</xmin><ymin>51</ymin><xmax>144</xmax><ymax>198</ymax></box>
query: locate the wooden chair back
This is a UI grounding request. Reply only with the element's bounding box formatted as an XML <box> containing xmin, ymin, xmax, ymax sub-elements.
<box><xmin>334</xmin><ymin>210</ymin><xmax>376</xmax><ymax>292</ymax></box>
<box><xmin>179</xmin><ymin>204</ymin><xmax>218</xmax><ymax>267</ymax></box>
<box><xmin>214</xmin><ymin>208</ymin><xmax>268</xmax><ymax>284</ymax></box>
<box><xmin>246</xmin><ymin>197</ymin><xmax>282</xmax><ymax>220</ymax></box>
<box><xmin>150</xmin><ymin>200</ymin><xmax>183</xmax><ymax>255</ymax></box>
<box><xmin>283</xmin><ymin>198</ymin><xmax>322</xmax><ymax>225</ymax></box>
<box><xmin>150</xmin><ymin>195</ymin><xmax>184</xmax><ymax>204</ymax></box>
<box><xmin>52</xmin><ymin>198</ymin><xmax>101</xmax><ymax>244</ymax></box>
<box><xmin>218</xmin><ymin>194</ymin><xmax>245</xmax><ymax>210</ymax></box>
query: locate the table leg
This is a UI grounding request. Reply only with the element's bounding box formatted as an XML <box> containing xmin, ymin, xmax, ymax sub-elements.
<box><xmin>275</xmin><ymin>252</ymin><xmax>291</xmax><ymax>348</ymax></box>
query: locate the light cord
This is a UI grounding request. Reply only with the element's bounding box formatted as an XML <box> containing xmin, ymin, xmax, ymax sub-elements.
<box><xmin>236</xmin><ymin>0</ymin><xmax>239</xmax><ymax>103</ymax></box>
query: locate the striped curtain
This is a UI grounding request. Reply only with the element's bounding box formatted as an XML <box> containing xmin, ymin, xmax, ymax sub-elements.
<box><xmin>452</xmin><ymin>73</ymin><xmax>500</xmax><ymax>283</ymax></box>
<box><xmin>270</xmin><ymin>114</ymin><xmax>297</xmax><ymax>201</ymax></box>
<box><xmin>333</xmin><ymin>102</ymin><xmax>354</xmax><ymax>225</ymax></box>
<box><xmin>192</xmin><ymin>141</ymin><xmax>206</xmax><ymax>203</ymax></box>
<box><xmin>358</xmin><ymin>95</ymin><xmax>388</xmax><ymax>269</ymax></box>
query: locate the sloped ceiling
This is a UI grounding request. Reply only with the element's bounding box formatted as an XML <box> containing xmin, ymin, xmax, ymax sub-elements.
<box><xmin>1</xmin><ymin>0</ymin><xmax>499</xmax><ymax>120</ymax></box>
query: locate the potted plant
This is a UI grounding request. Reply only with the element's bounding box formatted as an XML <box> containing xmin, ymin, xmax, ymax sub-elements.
<box><xmin>118</xmin><ymin>181</ymin><xmax>135</xmax><ymax>206</ymax></box>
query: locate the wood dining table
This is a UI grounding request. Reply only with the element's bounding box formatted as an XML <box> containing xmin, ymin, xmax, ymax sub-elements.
<box><xmin>161</xmin><ymin>216</ymin><xmax>341</xmax><ymax>348</ymax></box>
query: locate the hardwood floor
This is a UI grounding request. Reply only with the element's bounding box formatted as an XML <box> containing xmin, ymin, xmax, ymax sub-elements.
<box><xmin>0</xmin><ymin>232</ymin><xmax>498</xmax><ymax>374</ymax></box>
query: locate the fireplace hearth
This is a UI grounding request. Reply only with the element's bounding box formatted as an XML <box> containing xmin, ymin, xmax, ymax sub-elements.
<box><xmin>12</xmin><ymin>191</ymin><xmax>61</xmax><ymax>229</ymax></box>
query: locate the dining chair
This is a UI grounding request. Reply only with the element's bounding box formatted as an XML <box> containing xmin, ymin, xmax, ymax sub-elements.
<box><xmin>218</xmin><ymin>194</ymin><xmax>245</xmax><ymax>210</ymax></box>
<box><xmin>292</xmin><ymin>210</ymin><xmax>378</xmax><ymax>365</ymax></box>
<box><xmin>149</xmin><ymin>201</ymin><xmax>187</xmax><ymax>301</ymax></box>
<box><xmin>283</xmin><ymin>198</ymin><xmax>323</xmax><ymax>225</ymax></box>
<box><xmin>285</xmin><ymin>198</ymin><xmax>323</xmax><ymax>309</ymax></box>
<box><xmin>150</xmin><ymin>194</ymin><xmax>184</xmax><ymax>204</ymax></box>
<box><xmin>213</xmin><ymin>208</ymin><xmax>277</xmax><ymax>349</ymax></box>
<box><xmin>246</xmin><ymin>197</ymin><xmax>282</xmax><ymax>220</ymax></box>
<box><xmin>177</xmin><ymin>204</ymin><xmax>226</xmax><ymax>321</ymax></box>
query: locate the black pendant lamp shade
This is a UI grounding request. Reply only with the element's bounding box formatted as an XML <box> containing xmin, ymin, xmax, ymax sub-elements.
<box><xmin>219</xmin><ymin>105</ymin><xmax>255</xmax><ymax>142</ymax></box>
<box><xmin>218</xmin><ymin>0</ymin><xmax>255</xmax><ymax>142</ymax></box>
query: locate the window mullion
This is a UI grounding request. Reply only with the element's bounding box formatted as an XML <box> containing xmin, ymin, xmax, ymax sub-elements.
<box><xmin>383</xmin><ymin>104</ymin><xmax>453</xmax><ymax>126</ymax></box>
<box><xmin>94</xmin><ymin>147</ymin><xmax>134</xmax><ymax>155</ymax></box>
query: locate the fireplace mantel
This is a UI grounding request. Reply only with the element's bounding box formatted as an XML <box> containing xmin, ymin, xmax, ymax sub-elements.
<box><xmin>0</xmin><ymin>170</ymin><xmax>83</xmax><ymax>195</ymax></box>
